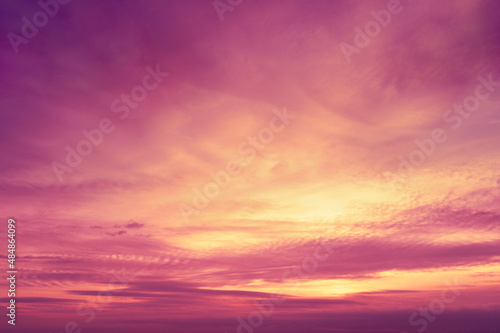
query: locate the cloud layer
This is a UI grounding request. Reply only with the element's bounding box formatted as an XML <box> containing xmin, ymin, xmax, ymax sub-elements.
<box><xmin>1</xmin><ymin>0</ymin><xmax>500</xmax><ymax>332</ymax></box>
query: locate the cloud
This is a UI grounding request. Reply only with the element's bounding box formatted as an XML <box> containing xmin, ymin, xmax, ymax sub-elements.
<box><xmin>1</xmin><ymin>0</ymin><xmax>500</xmax><ymax>332</ymax></box>
<box><xmin>124</xmin><ymin>221</ymin><xmax>145</xmax><ymax>229</ymax></box>
<box><xmin>106</xmin><ymin>230</ymin><xmax>127</xmax><ymax>237</ymax></box>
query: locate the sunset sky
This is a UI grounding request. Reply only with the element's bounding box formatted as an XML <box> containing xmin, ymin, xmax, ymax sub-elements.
<box><xmin>1</xmin><ymin>0</ymin><xmax>500</xmax><ymax>332</ymax></box>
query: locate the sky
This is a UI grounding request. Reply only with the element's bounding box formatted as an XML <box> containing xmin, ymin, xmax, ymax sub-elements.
<box><xmin>1</xmin><ymin>0</ymin><xmax>500</xmax><ymax>332</ymax></box>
